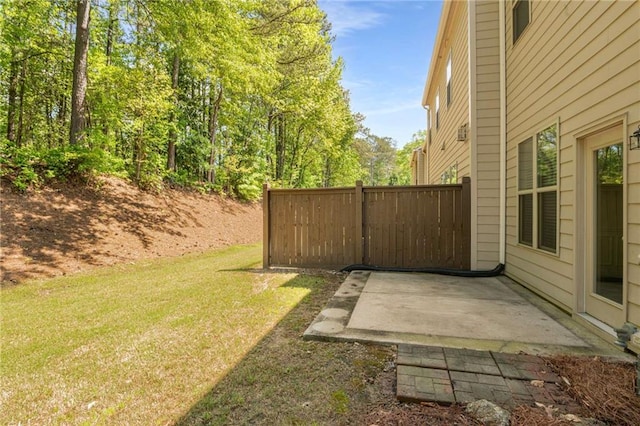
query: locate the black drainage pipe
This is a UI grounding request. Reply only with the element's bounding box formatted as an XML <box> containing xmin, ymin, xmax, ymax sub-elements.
<box><xmin>340</xmin><ymin>263</ymin><xmax>505</xmax><ymax>278</ymax></box>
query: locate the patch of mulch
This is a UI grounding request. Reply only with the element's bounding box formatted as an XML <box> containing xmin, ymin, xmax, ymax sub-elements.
<box><xmin>546</xmin><ymin>355</ymin><xmax>640</xmax><ymax>426</ymax></box>
<box><xmin>363</xmin><ymin>402</ymin><xmax>480</xmax><ymax>426</ymax></box>
<box><xmin>1</xmin><ymin>176</ymin><xmax>262</xmax><ymax>284</ymax></box>
<box><xmin>363</xmin><ymin>355</ymin><xmax>639</xmax><ymax>425</ymax></box>
<box><xmin>510</xmin><ymin>405</ymin><xmax>577</xmax><ymax>425</ymax></box>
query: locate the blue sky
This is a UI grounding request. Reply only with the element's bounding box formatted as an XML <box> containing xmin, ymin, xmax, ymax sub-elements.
<box><xmin>318</xmin><ymin>0</ymin><xmax>442</xmax><ymax>147</ymax></box>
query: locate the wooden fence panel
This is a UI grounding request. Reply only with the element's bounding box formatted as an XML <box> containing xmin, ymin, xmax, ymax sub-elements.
<box><xmin>362</xmin><ymin>181</ymin><xmax>470</xmax><ymax>269</ymax></box>
<box><xmin>264</xmin><ymin>178</ymin><xmax>471</xmax><ymax>270</ymax></box>
<box><xmin>265</xmin><ymin>187</ymin><xmax>358</xmax><ymax>268</ymax></box>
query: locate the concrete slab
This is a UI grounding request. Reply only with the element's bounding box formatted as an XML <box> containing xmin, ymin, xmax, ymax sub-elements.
<box><xmin>362</xmin><ymin>272</ymin><xmax>522</xmax><ymax>301</ymax></box>
<box><xmin>347</xmin><ymin>272</ymin><xmax>587</xmax><ymax>347</ymax></box>
<box><xmin>304</xmin><ymin>271</ymin><xmax>634</xmax><ymax>359</ymax></box>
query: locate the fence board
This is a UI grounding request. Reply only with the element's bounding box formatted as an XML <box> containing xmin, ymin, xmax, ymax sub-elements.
<box><xmin>264</xmin><ymin>178</ymin><xmax>471</xmax><ymax>270</ymax></box>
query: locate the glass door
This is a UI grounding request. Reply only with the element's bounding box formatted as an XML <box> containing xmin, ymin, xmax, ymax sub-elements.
<box><xmin>584</xmin><ymin>126</ymin><xmax>624</xmax><ymax>328</ymax></box>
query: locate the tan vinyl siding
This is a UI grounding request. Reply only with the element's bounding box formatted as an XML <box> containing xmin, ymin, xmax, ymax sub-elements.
<box><xmin>473</xmin><ymin>0</ymin><xmax>501</xmax><ymax>268</ymax></box>
<box><xmin>505</xmin><ymin>0</ymin><xmax>640</xmax><ymax>317</ymax></box>
<box><xmin>424</xmin><ymin>1</ymin><xmax>470</xmax><ymax>185</ymax></box>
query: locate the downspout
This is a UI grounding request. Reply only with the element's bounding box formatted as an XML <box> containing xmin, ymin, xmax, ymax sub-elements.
<box><xmin>499</xmin><ymin>0</ymin><xmax>507</xmax><ymax>266</ymax></box>
<box><xmin>468</xmin><ymin>0</ymin><xmax>478</xmax><ymax>269</ymax></box>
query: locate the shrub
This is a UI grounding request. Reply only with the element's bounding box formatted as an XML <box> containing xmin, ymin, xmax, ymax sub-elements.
<box><xmin>0</xmin><ymin>143</ymin><xmax>126</xmax><ymax>191</ymax></box>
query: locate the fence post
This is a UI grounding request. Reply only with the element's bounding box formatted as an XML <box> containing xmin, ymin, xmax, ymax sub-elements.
<box><xmin>461</xmin><ymin>176</ymin><xmax>471</xmax><ymax>269</ymax></box>
<box><xmin>355</xmin><ymin>180</ymin><xmax>363</xmax><ymax>265</ymax></box>
<box><xmin>263</xmin><ymin>183</ymin><xmax>270</xmax><ymax>269</ymax></box>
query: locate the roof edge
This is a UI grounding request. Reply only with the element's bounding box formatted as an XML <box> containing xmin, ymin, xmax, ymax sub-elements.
<box><xmin>421</xmin><ymin>0</ymin><xmax>454</xmax><ymax>107</ymax></box>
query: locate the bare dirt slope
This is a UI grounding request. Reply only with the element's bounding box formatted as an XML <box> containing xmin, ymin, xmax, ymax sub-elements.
<box><xmin>1</xmin><ymin>177</ymin><xmax>262</xmax><ymax>284</ymax></box>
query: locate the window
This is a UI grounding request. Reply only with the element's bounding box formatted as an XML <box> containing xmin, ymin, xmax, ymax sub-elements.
<box><xmin>426</xmin><ymin>106</ymin><xmax>432</xmax><ymax>145</ymax></box>
<box><xmin>435</xmin><ymin>90</ymin><xmax>440</xmax><ymax>129</ymax></box>
<box><xmin>518</xmin><ymin>123</ymin><xmax>558</xmax><ymax>252</ymax></box>
<box><xmin>441</xmin><ymin>163</ymin><xmax>458</xmax><ymax>184</ymax></box>
<box><xmin>512</xmin><ymin>0</ymin><xmax>530</xmax><ymax>43</ymax></box>
<box><xmin>446</xmin><ymin>51</ymin><xmax>452</xmax><ymax>106</ymax></box>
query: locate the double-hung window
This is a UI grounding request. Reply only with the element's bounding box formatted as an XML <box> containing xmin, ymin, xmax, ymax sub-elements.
<box><xmin>441</xmin><ymin>163</ymin><xmax>458</xmax><ymax>184</ymax></box>
<box><xmin>518</xmin><ymin>123</ymin><xmax>558</xmax><ymax>253</ymax></box>
<box><xmin>435</xmin><ymin>90</ymin><xmax>440</xmax><ymax>129</ymax></box>
<box><xmin>512</xmin><ymin>0</ymin><xmax>530</xmax><ymax>43</ymax></box>
<box><xmin>427</xmin><ymin>105</ymin><xmax>432</xmax><ymax>145</ymax></box>
<box><xmin>446</xmin><ymin>51</ymin><xmax>452</xmax><ymax>106</ymax></box>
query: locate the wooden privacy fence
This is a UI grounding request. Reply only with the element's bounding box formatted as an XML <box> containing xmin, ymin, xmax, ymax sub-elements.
<box><xmin>263</xmin><ymin>177</ymin><xmax>471</xmax><ymax>270</ymax></box>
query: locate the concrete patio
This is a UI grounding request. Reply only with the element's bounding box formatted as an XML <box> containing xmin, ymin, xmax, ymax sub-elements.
<box><xmin>303</xmin><ymin>270</ymin><xmax>629</xmax><ymax>357</ymax></box>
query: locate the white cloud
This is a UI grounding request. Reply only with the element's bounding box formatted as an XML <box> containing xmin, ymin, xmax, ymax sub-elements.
<box><xmin>319</xmin><ymin>1</ymin><xmax>385</xmax><ymax>37</ymax></box>
<box><xmin>342</xmin><ymin>78</ymin><xmax>374</xmax><ymax>90</ymax></box>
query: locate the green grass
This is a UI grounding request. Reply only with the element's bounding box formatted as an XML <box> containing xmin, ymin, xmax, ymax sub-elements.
<box><xmin>1</xmin><ymin>244</ymin><xmax>328</xmax><ymax>425</ymax></box>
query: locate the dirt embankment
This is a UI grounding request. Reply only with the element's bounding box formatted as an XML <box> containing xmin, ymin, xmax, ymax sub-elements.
<box><xmin>1</xmin><ymin>177</ymin><xmax>262</xmax><ymax>284</ymax></box>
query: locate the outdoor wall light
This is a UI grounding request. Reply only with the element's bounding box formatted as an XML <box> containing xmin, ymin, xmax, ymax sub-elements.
<box><xmin>631</xmin><ymin>125</ymin><xmax>640</xmax><ymax>150</ymax></box>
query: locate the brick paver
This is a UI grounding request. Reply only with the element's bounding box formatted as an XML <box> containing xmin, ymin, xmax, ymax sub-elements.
<box><xmin>397</xmin><ymin>345</ymin><xmax>447</xmax><ymax>369</ymax></box>
<box><xmin>397</xmin><ymin>365</ymin><xmax>455</xmax><ymax>404</ymax></box>
<box><xmin>444</xmin><ymin>347</ymin><xmax>502</xmax><ymax>375</ymax></box>
<box><xmin>396</xmin><ymin>344</ymin><xmax>580</xmax><ymax>412</ymax></box>
<box><xmin>492</xmin><ymin>352</ymin><xmax>560</xmax><ymax>382</ymax></box>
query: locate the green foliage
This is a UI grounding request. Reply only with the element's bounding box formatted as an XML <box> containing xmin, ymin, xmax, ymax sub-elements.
<box><xmin>395</xmin><ymin>130</ymin><xmax>426</xmax><ymax>185</ymax></box>
<box><xmin>1</xmin><ymin>0</ymin><xmax>410</xmax><ymax>196</ymax></box>
<box><xmin>0</xmin><ymin>142</ymin><xmax>126</xmax><ymax>191</ymax></box>
<box><xmin>596</xmin><ymin>143</ymin><xmax>623</xmax><ymax>184</ymax></box>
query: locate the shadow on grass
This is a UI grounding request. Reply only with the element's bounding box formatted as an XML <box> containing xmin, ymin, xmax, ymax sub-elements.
<box><xmin>175</xmin><ymin>271</ymin><xmax>396</xmax><ymax>426</ymax></box>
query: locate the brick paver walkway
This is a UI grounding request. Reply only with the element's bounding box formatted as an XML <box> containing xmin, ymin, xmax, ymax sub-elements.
<box><xmin>396</xmin><ymin>345</ymin><xmax>582</xmax><ymax>411</ymax></box>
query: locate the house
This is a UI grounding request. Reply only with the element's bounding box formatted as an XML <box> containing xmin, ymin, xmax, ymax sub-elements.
<box><xmin>413</xmin><ymin>0</ymin><xmax>640</xmax><ymax>350</ymax></box>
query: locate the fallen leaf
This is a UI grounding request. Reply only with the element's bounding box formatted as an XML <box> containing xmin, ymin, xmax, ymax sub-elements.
<box><xmin>531</xmin><ymin>380</ymin><xmax>545</xmax><ymax>387</ymax></box>
<box><xmin>535</xmin><ymin>402</ymin><xmax>558</xmax><ymax>418</ymax></box>
<box><xmin>560</xmin><ymin>414</ymin><xmax>582</xmax><ymax>422</ymax></box>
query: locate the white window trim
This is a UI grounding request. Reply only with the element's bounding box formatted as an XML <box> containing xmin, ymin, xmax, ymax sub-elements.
<box><xmin>516</xmin><ymin>119</ymin><xmax>560</xmax><ymax>255</ymax></box>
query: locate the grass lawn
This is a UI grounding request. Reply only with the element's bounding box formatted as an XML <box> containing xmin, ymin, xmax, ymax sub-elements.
<box><xmin>1</xmin><ymin>244</ymin><xmax>394</xmax><ymax>425</ymax></box>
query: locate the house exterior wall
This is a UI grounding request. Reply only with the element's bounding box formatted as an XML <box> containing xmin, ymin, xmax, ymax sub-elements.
<box><xmin>419</xmin><ymin>0</ymin><xmax>501</xmax><ymax>270</ymax></box>
<box><xmin>471</xmin><ymin>0</ymin><xmax>501</xmax><ymax>269</ymax></box>
<box><xmin>423</xmin><ymin>1</ymin><xmax>470</xmax><ymax>185</ymax></box>
<box><xmin>415</xmin><ymin>0</ymin><xmax>638</xmax><ymax>330</ymax></box>
<box><xmin>504</xmin><ymin>0</ymin><xmax>640</xmax><ymax>324</ymax></box>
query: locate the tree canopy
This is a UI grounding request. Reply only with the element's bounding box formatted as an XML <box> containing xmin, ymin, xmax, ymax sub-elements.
<box><xmin>0</xmin><ymin>0</ymin><xmax>421</xmax><ymax>198</ymax></box>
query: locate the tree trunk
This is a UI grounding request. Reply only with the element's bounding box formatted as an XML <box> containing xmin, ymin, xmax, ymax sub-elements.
<box><xmin>69</xmin><ymin>0</ymin><xmax>91</xmax><ymax>145</ymax></box>
<box><xmin>207</xmin><ymin>85</ymin><xmax>223</xmax><ymax>183</ymax></box>
<box><xmin>16</xmin><ymin>60</ymin><xmax>27</xmax><ymax>147</ymax></box>
<box><xmin>105</xmin><ymin>2</ymin><xmax>117</xmax><ymax>66</ymax></box>
<box><xmin>323</xmin><ymin>158</ymin><xmax>331</xmax><ymax>188</ymax></box>
<box><xmin>167</xmin><ymin>52</ymin><xmax>180</xmax><ymax>171</ymax></box>
<box><xmin>275</xmin><ymin>114</ymin><xmax>285</xmax><ymax>181</ymax></box>
<box><xmin>6</xmin><ymin>57</ymin><xmax>18</xmax><ymax>143</ymax></box>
